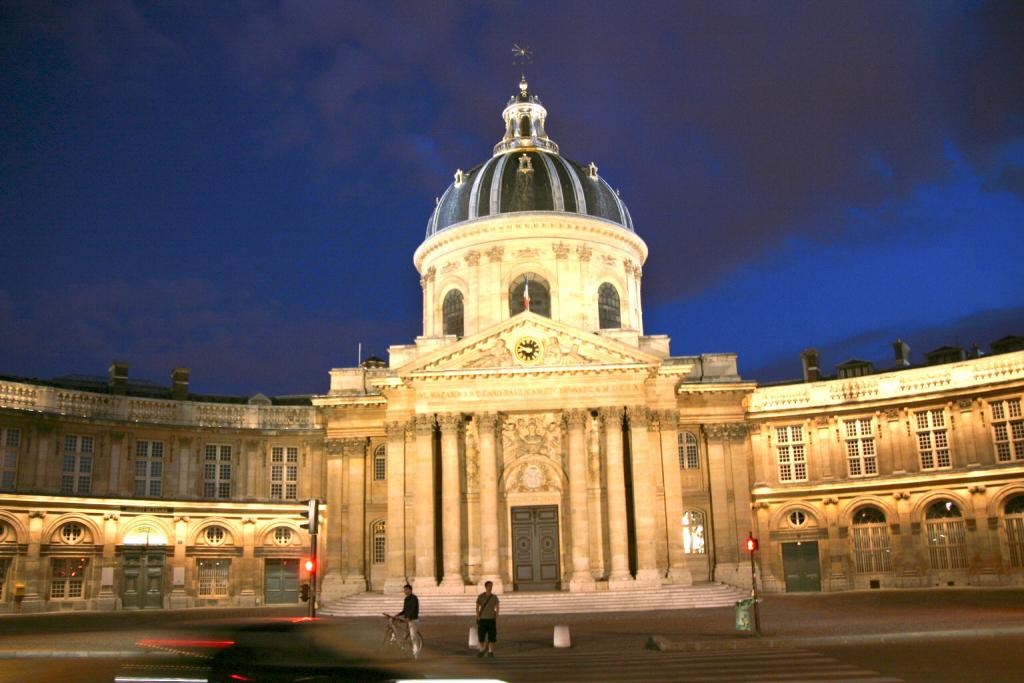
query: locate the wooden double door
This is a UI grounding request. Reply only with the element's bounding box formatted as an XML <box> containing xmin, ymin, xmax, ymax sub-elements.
<box><xmin>511</xmin><ymin>506</ymin><xmax>560</xmax><ymax>591</ymax></box>
<box><xmin>122</xmin><ymin>549</ymin><xmax>165</xmax><ymax>609</ymax></box>
<box><xmin>782</xmin><ymin>541</ymin><xmax>822</xmax><ymax>592</ymax></box>
<box><xmin>264</xmin><ymin>558</ymin><xmax>299</xmax><ymax>604</ymax></box>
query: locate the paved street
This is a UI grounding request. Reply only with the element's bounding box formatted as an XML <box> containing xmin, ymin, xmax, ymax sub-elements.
<box><xmin>1</xmin><ymin>589</ymin><xmax>1023</xmax><ymax>682</ymax></box>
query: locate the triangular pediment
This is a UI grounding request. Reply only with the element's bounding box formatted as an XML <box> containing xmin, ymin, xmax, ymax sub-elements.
<box><xmin>399</xmin><ymin>312</ymin><xmax>662</xmax><ymax>377</ymax></box>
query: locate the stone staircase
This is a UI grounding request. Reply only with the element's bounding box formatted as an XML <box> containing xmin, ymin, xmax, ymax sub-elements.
<box><xmin>320</xmin><ymin>582</ymin><xmax>748</xmax><ymax>617</ymax></box>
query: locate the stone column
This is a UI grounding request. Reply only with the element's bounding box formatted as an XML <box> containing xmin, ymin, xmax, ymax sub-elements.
<box><xmin>98</xmin><ymin>512</ymin><xmax>119</xmax><ymax>609</ymax></box>
<box><xmin>476</xmin><ymin>413</ymin><xmax>502</xmax><ymax>589</ymax></box>
<box><xmin>413</xmin><ymin>415</ymin><xmax>437</xmax><ymax>588</ymax></box>
<box><xmin>176</xmin><ymin>437</ymin><xmax>193</xmax><ymax>498</ymax></box>
<box><xmin>21</xmin><ymin>510</ymin><xmax>46</xmax><ymax>612</ymax></box>
<box><xmin>384</xmin><ymin>421</ymin><xmax>408</xmax><ymax>593</ymax></box>
<box><xmin>343</xmin><ymin>437</ymin><xmax>367</xmax><ymax>588</ymax></box>
<box><xmin>438</xmin><ymin>414</ymin><xmax>465</xmax><ymax>590</ymax></box>
<box><xmin>656</xmin><ymin>411</ymin><xmax>691</xmax><ymax>584</ymax></box>
<box><xmin>586</xmin><ymin>414</ymin><xmax>607</xmax><ymax>579</ymax></box>
<box><xmin>319</xmin><ymin>439</ymin><xmax>346</xmax><ymax>600</ymax></box>
<box><xmin>170</xmin><ymin>515</ymin><xmax>189</xmax><ymax>608</ymax></box>
<box><xmin>239</xmin><ymin>517</ymin><xmax>257</xmax><ymax>605</ymax></box>
<box><xmin>600</xmin><ymin>407</ymin><xmax>632</xmax><ymax>584</ymax></box>
<box><xmin>565</xmin><ymin>409</ymin><xmax>594</xmax><ymax>590</ymax></box>
<box><xmin>627</xmin><ymin>407</ymin><xmax>659</xmax><ymax>585</ymax></box>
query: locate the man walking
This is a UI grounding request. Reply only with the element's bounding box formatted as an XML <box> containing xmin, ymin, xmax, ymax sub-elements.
<box><xmin>475</xmin><ymin>580</ymin><xmax>499</xmax><ymax>657</ymax></box>
<box><xmin>394</xmin><ymin>583</ymin><xmax>421</xmax><ymax>656</ymax></box>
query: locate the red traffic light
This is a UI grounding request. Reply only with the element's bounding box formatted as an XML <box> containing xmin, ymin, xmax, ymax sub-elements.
<box><xmin>304</xmin><ymin>559</ymin><xmax>316</xmax><ymax>573</ymax></box>
<box><xmin>745</xmin><ymin>536</ymin><xmax>759</xmax><ymax>553</ymax></box>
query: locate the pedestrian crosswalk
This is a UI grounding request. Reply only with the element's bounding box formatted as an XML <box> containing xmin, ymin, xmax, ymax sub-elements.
<box><xmin>419</xmin><ymin>647</ymin><xmax>903</xmax><ymax>683</ymax></box>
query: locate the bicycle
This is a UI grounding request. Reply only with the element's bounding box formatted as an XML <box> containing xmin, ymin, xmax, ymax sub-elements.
<box><xmin>382</xmin><ymin>613</ymin><xmax>422</xmax><ymax>659</ymax></box>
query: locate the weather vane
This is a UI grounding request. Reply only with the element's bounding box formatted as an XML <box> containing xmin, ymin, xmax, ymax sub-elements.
<box><xmin>512</xmin><ymin>43</ymin><xmax>533</xmax><ymax>68</ymax></box>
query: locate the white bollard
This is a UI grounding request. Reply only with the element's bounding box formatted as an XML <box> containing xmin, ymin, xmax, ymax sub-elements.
<box><xmin>553</xmin><ymin>624</ymin><xmax>571</xmax><ymax>648</ymax></box>
<box><xmin>469</xmin><ymin>624</ymin><xmax>480</xmax><ymax>648</ymax></box>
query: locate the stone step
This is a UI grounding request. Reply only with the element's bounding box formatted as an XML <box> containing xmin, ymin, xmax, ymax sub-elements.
<box><xmin>320</xmin><ymin>582</ymin><xmax>748</xmax><ymax>617</ymax></box>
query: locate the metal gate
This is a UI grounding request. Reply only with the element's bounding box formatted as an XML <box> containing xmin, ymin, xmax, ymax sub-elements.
<box><xmin>782</xmin><ymin>541</ymin><xmax>821</xmax><ymax>592</ymax></box>
<box><xmin>511</xmin><ymin>506</ymin><xmax>560</xmax><ymax>591</ymax></box>
<box><xmin>122</xmin><ymin>550</ymin><xmax>164</xmax><ymax>608</ymax></box>
<box><xmin>264</xmin><ymin>558</ymin><xmax>299</xmax><ymax>604</ymax></box>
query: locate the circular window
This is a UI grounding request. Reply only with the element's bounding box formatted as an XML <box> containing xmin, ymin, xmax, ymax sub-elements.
<box><xmin>205</xmin><ymin>526</ymin><xmax>226</xmax><ymax>545</ymax></box>
<box><xmin>788</xmin><ymin>510</ymin><xmax>808</xmax><ymax>528</ymax></box>
<box><xmin>61</xmin><ymin>523</ymin><xmax>84</xmax><ymax>544</ymax></box>
<box><xmin>273</xmin><ymin>527</ymin><xmax>292</xmax><ymax>546</ymax></box>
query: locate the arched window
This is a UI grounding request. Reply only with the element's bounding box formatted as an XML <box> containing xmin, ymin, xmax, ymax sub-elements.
<box><xmin>373</xmin><ymin>444</ymin><xmax>386</xmax><ymax>481</ymax></box>
<box><xmin>1005</xmin><ymin>495</ymin><xmax>1024</xmax><ymax>567</ymax></box>
<box><xmin>925</xmin><ymin>500</ymin><xmax>967</xmax><ymax>570</ymax></box>
<box><xmin>678</xmin><ymin>432</ymin><xmax>699</xmax><ymax>470</ymax></box>
<box><xmin>509</xmin><ymin>273</ymin><xmax>551</xmax><ymax>318</ymax></box>
<box><xmin>682</xmin><ymin>510</ymin><xmax>706</xmax><ymax>554</ymax></box>
<box><xmin>598</xmin><ymin>282</ymin><xmax>621</xmax><ymax>329</ymax></box>
<box><xmin>371</xmin><ymin>520</ymin><xmax>386</xmax><ymax>565</ymax></box>
<box><xmin>851</xmin><ymin>506</ymin><xmax>892</xmax><ymax>572</ymax></box>
<box><xmin>442</xmin><ymin>290</ymin><xmax>464</xmax><ymax>338</ymax></box>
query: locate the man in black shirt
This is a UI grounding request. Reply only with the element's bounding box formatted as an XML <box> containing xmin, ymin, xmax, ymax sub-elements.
<box><xmin>394</xmin><ymin>583</ymin><xmax>420</xmax><ymax>653</ymax></box>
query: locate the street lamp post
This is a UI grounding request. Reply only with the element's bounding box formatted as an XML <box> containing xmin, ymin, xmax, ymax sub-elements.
<box><xmin>745</xmin><ymin>532</ymin><xmax>761</xmax><ymax>636</ymax></box>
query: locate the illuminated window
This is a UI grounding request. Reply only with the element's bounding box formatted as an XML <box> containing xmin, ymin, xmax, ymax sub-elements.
<box><xmin>0</xmin><ymin>427</ymin><xmax>20</xmax><ymax>491</ymax></box>
<box><xmin>372</xmin><ymin>520</ymin><xmax>386</xmax><ymax>564</ymax></box>
<box><xmin>203</xmin><ymin>444</ymin><xmax>232</xmax><ymax>498</ymax></box>
<box><xmin>915</xmin><ymin>409</ymin><xmax>951</xmax><ymax>470</ymax></box>
<box><xmin>60</xmin><ymin>523</ymin><xmax>84</xmax><ymax>544</ymax></box>
<box><xmin>270</xmin><ymin>446</ymin><xmax>299</xmax><ymax>500</ymax></box>
<box><xmin>788</xmin><ymin>510</ymin><xmax>808</xmax><ymax>528</ymax></box>
<box><xmin>851</xmin><ymin>506</ymin><xmax>892</xmax><ymax>573</ymax></box>
<box><xmin>372</xmin><ymin>444</ymin><xmax>387</xmax><ymax>481</ymax></box>
<box><xmin>197</xmin><ymin>559</ymin><xmax>230</xmax><ymax>597</ymax></box>
<box><xmin>133</xmin><ymin>440</ymin><xmax>164</xmax><ymax>497</ymax></box>
<box><xmin>925</xmin><ymin>500</ymin><xmax>967</xmax><ymax>570</ymax></box>
<box><xmin>682</xmin><ymin>510</ymin><xmax>706</xmax><ymax>554</ymax></box>
<box><xmin>597</xmin><ymin>283</ymin><xmax>621</xmax><ymax>329</ymax></box>
<box><xmin>677</xmin><ymin>431</ymin><xmax>699</xmax><ymax>470</ymax></box>
<box><xmin>50</xmin><ymin>557</ymin><xmax>89</xmax><ymax>599</ymax></box>
<box><xmin>775</xmin><ymin>426</ymin><xmax>807</xmax><ymax>482</ymax></box>
<box><xmin>509</xmin><ymin>273</ymin><xmax>551</xmax><ymax>318</ymax></box>
<box><xmin>273</xmin><ymin>527</ymin><xmax>292</xmax><ymax>546</ymax></box>
<box><xmin>991</xmin><ymin>399</ymin><xmax>1024</xmax><ymax>462</ymax></box>
<box><xmin>60</xmin><ymin>435</ymin><xmax>93</xmax><ymax>494</ymax></box>
<box><xmin>844</xmin><ymin>418</ymin><xmax>877</xmax><ymax>477</ymax></box>
<box><xmin>1005</xmin><ymin>495</ymin><xmax>1024</xmax><ymax>567</ymax></box>
<box><xmin>442</xmin><ymin>290</ymin><xmax>464</xmax><ymax>337</ymax></box>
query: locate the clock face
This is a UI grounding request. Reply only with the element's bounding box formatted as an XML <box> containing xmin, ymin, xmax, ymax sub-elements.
<box><xmin>514</xmin><ymin>336</ymin><xmax>544</xmax><ymax>364</ymax></box>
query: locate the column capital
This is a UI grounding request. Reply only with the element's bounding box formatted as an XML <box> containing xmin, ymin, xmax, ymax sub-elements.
<box><xmin>646</xmin><ymin>411</ymin><xmax>661</xmax><ymax>432</ymax></box>
<box><xmin>341</xmin><ymin>437</ymin><xmax>368</xmax><ymax>457</ymax></box>
<box><xmin>703</xmin><ymin>422</ymin><xmax>749</xmax><ymax>440</ymax></box>
<box><xmin>476</xmin><ymin>412</ymin><xmax>499</xmax><ymax>430</ymax></box>
<box><xmin>656</xmin><ymin>409</ymin><xmax>679</xmax><ymax>429</ymax></box>
<box><xmin>28</xmin><ymin>510</ymin><xmax>46</xmax><ymax>520</ymax></box>
<box><xmin>598</xmin><ymin>406</ymin><xmax>623</xmax><ymax>426</ymax></box>
<box><xmin>626</xmin><ymin>405</ymin><xmax>649</xmax><ymax>428</ymax></box>
<box><xmin>437</xmin><ymin>413</ymin><xmax>463</xmax><ymax>434</ymax></box>
<box><xmin>563</xmin><ymin>408</ymin><xmax>588</xmax><ymax>429</ymax></box>
<box><xmin>413</xmin><ymin>414</ymin><xmax>436</xmax><ymax>436</ymax></box>
<box><xmin>385</xmin><ymin>420</ymin><xmax>406</xmax><ymax>439</ymax></box>
<box><xmin>325</xmin><ymin>438</ymin><xmax>345</xmax><ymax>457</ymax></box>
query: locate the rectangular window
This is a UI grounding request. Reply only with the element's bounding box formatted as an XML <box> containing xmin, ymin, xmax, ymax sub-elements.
<box><xmin>851</xmin><ymin>524</ymin><xmax>892</xmax><ymax>573</ymax></box>
<box><xmin>203</xmin><ymin>444</ymin><xmax>232</xmax><ymax>499</ymax></box>
<box><xmin>776</xmin><ymin>425</ymin><xmax>807</xmax><ymax>482</ymax></box>
<box><xmin>374</xmin><ymin>454</ymin><xmax>386</xmax><ymax>481</ymax></box>
<box><xmin>0</xmin><ymin>427</ymin><xmax>20</xmax><ymax>491</ymax></box>
<box><xmin>133</xmin><ymin>440</ymin><xmax>164</xmax><ymax>497</ymax></box>
<box><xmin>915</xmin><ymin>409</ymin><xmax>951</xmax><ymax>470</ymax></box>
<box><xmin>50</xmin><ymin>557</ymin><xmax>89</xmax><ymax>600</ymax></box>
<box><xmin>197</xmin><ymin>558</ymin><xmax>230</xmax><ymax>597</ymax></box>
<box><xmin>269</xmin><ymin>446</ymin><xmax>298</xmax><ymax>500</ymax></box>
<box><xmin>60</xmin><ymin>434</ymin><xmax>93</xmax><ymax>494</ymax></box>
<box><xmin>844</xmin><ymin>418</ymin><xmax>878</xmax><ymax>477</ymax></box>
<box><xmin>373</xmin><ymin>533</ymin><xmax>386</xmax><ymax>564</ymax></box>
<box><xmin>992</xmin><ymin>399</ymin><xmax>1024</xmax><ymax>462</ymax></box>
<box><xmin>926</xmin><ymin>518</ymin><xmax>967</xmax><ymax>570</ymax></box>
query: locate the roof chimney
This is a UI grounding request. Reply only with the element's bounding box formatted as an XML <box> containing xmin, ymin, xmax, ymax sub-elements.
<box><xmin>171</xmin><ymin>367</ymin><xmax>190</xmax><ymax>401</ymax></box>
<box><xmin>892</xmin><ymin>339</ymin><xmax>911</xmax><ymax>368</ymax></box>
<box><xmin>801</xmin><ymin>348</ymin><xmax>820</xmax><ymax>382</ymax></box>
<box><xmin>108</xmin><ymin>361</ymin><xmax>129</xmax><ymax>395</ymax></box>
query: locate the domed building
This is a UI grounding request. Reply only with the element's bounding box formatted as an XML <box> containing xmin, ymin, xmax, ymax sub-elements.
<box><xmin>0</xmin><ymin>77</ymin><xmax>1023</xmax><ymax>612</ymax></box>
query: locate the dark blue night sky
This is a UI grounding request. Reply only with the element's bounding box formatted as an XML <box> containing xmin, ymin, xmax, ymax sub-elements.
<box><xmin>2</xmin><ymin>1</ymin><xmax>1022</xmax><ymax>396</ymax></box>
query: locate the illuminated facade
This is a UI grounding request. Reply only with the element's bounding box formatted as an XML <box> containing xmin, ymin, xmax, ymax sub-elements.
<box><xmin>1</xmin><ymin>78</ymin><xmax>1023</xmax><ymax>611</ymax></box>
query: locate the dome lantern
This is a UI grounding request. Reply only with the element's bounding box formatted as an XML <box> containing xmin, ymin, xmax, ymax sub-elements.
<box><xmin>493</xmin><ymin>76</ymin><xmax>559</xmax><ymax>156</ymax></box>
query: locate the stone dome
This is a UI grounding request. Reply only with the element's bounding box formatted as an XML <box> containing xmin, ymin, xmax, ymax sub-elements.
<box><xmin>426</xmin><ymin>77</ymin><xmax>634</xmax><ymax>238</ymax></box>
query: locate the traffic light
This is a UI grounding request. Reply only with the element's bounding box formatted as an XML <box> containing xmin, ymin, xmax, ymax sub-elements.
<box><xmin>300</xmin><ymin>499</ymin><xmax>320</xmax><ymax>535</ymax></box>
<box><xmin>745</xmin><ymin>535</ymin><xmax>759</xmax><ymax>553</ymax></box>
<box><xmin>304</xmin><ymin>558</ymin><xmax>316</xmax><ymax>574</ymax></box>
<box><xmin>299</xmin><ymin>583</ymin><xmax>310</xmax><ymax>602</ymax></box>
